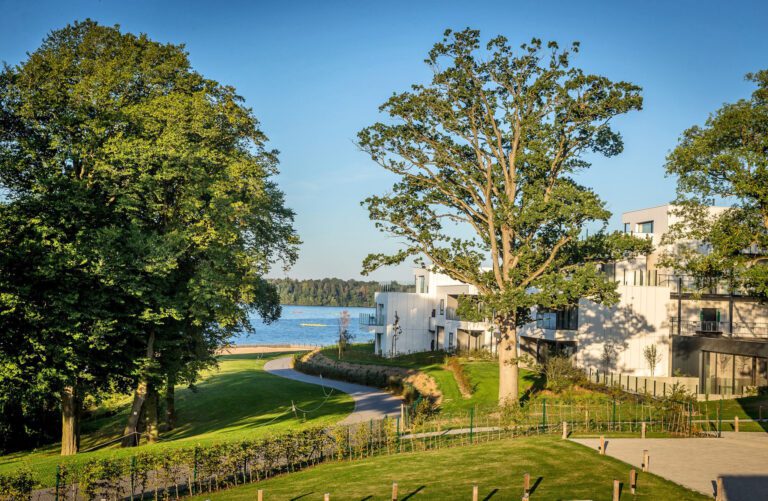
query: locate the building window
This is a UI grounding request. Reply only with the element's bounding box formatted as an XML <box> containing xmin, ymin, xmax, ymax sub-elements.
<box><xmin>418</xmin><ymin>276</ymin><xmax>426</xmax><ymax>293</ymax></box>
<box><xmin>439</xmin><ymin>299</ymin><xmax>445</xmax><ymax>315</ymax></box>
<box><xmin>536</xmin><ymin>306</ymin><xmax>578</xmax><ymax>331</ymax></box>
<box><xmin>637</xmin><ymin>221</ymin><xmax>654</xmax><ymax>233</ymax></box>
<box><xmin>623</xmin><ymin>223</ymin><xmax>630</xmax><ymax>233</ymax></box>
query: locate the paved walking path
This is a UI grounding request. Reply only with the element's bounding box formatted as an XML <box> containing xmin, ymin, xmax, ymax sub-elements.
<box><xmin>264</xmin><ymin>356</ymin><xmax>401</xmax><ymax>425</ymax></box>
<box><xmin>571</xmin><ymin>433</ymin><xmax>768</xmax><ymax>500</ymax></box>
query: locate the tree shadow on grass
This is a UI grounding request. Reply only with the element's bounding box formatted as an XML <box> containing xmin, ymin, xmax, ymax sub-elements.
<box><xmin>401</xmin><ymin>485</ymin><xmax>426</xmax><ymax>499</ymax></box>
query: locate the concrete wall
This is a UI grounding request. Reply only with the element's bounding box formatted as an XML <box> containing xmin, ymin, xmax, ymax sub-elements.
<box><xmin>519</xmin><ymin>284</ymin><xmax>673</xmax><ymax>376</ymax></box>
<box><xmin>375</xmin><ymin>292</ymin><xmax>435</xmax><ymax>356</ymax></box>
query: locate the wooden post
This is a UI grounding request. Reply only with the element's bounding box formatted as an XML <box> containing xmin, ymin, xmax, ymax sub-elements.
<box><xmin>562</xmin><ymin>421</ymin><xmax>568</xmax><ymax>439</ymax></box>
<box><xmin>642</xmin><ymin>450</ymin><xmax>649</xmax><ymax>472</ymax></box>
<box><xmin>599</xmin><ymin>435</ymin><xmax>605</xmax><ymax>455</ymax></box>
<box><xmin>324</xmin><ymin>494</ymin><xmax>330</xmax><ymax>501</ymax></box>
<box><xmin>630</xmin><ymin>469</ymin><xmax>637</xmax><ymax>494</ymax></box>
<box><xmin>612</xmin><ymin>479</ymin><xmax>620</xmax><ymax>501</ymax></box>
<box><xmin>257</xmin><ymin>490</ymin><xmax>263</xmax><ymax>501</ymax></box>
<box><xmin>734</xmin><ymin>416</ymin><xmax>739</xmax><ymax>432</ymax></box>
<box><xmin>523</xmin><ymin>472</ymin><xmax>531</xmax><ymax>499</ymax></box>
<box><xmin>392</xmin><ymin>482</ymin><xmax>398</xmax><ymax>501</ymax></box>
<box><xmin>716</xmin><ymin>477</ymin><xmax>725</xmax><ymax>501</ymax></box>
<box><xmin>472</xmin><ymin>484</ymin><xmax>478</xmax><ymax>501</ymax></box>
<box><xmin>641</xmin><ymin>421</ymin><xmax>646</xmax><ymax>439</ymax></box>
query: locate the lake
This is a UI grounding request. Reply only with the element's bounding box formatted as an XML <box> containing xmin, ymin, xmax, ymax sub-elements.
<box><xmin>232</xmin><ymin>305</ymin><xmax>375</xmax><ymax>346</ymax></box>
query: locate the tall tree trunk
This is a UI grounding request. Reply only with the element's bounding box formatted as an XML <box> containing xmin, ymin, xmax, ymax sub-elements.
<box><xmin>60</xmin><ymin>386</ymin><xmax>78</xmax><ymax>456</ymax></box>
<box><xmin>498</xmin><ymin>317</ymin><xmax>519</xmax><ymax>405</ymax></box>
<box><xmin>145</xmin><ymin>384</ymin><xmax>159</xmax><ymax>444</ymax></box>
<box><xmin>165</xmin><ymin>374</ymin><xmax>176</xmax><ymax>431</ymax></box>
<box><xmin>121</xmin><ymin>330</ymin><xmax>155</xmax><ymax>447</ymax></box>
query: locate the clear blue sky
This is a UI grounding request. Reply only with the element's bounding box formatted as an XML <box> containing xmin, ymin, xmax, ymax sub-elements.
<box><xmin>2</xmin><ymin>0</ymin><xmax>766</xmax><ymax>281</ymax></box>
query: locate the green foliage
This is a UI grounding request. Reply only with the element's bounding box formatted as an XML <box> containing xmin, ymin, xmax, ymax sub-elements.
<box><xmin>270</xmin><ymin>278</ymin><xmax>412</xmax><ymax>307</ymax></box>
<box><xmin>357</xmin><ymin>28</ymin><xmax>649</xmax><ymax>402</ymax></box>
<box><xmin>0</xmin><ymin>19</ymin><xmax>297</xmax><ymax>450</ymax></box>
<box><xmin>445</xmin><ymin>356</ymin><xmax>473</xmax><ymax>397</ymax></box>
<box><xmin>662</xmin><ymin>70</ymin><xmax>768</xmax><ymax>298</ymax></box>
<box><xmin>0</xmin><ymin>467</ymin><xmax>34</xmax><ymax>501</ymax></box>
<box><xmin>536</xmin><ymin>356</ymin><xmax>584</xmax><ymax>393</ymax></box>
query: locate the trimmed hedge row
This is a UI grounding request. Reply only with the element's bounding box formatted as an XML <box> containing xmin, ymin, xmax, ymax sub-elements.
<box><xmin>0</xmin><ymin>468</ymin><xmax>34</xmax><ymax>500</ymax></box>
<box><xmin>293</xmin><ymin>353</ymin><xmax>422</xmax><ymax>403</ymax></box>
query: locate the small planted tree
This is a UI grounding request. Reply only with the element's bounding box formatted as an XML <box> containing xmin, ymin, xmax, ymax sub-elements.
<box><xmin>643</xmin><ymin>344</ymin><xmax>662</xmax><ymax>377</ymax></box>
<box><xmin>358</xmin><ymin>29</ymin><xmax>650</xmax><ymax>404</ymax></box>
<box><xmin>337</xmin><ymin>310</ymin><xmax>353</xmax><ymax>359</ymax></box>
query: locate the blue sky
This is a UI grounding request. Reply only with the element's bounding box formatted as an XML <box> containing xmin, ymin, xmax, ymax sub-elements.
<box><xmin>2</xmin><ymin>0</ymin><xmax>766</xmax><ymax>281</ymax></box>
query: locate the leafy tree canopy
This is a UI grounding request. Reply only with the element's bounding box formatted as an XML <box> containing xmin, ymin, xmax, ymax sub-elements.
<box><xmin>358</xmin><ymin>29</ymin><xmax>650</xmax><ymax>402</ymax></box>
<box><xmin>662</xmin><ymin>70</ymin><xmax>768</xmax><ymax>298</ymax></box>
<box><xmin>0</xmin><ymin>20</ymin><xmax>298</xmax><ymax>452</ymax></box>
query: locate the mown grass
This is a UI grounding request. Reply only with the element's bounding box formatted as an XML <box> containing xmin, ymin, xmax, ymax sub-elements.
<box><xmin>0</xmin><ymin>352</ymin><xmax>354</xmax><ymax>487</ymax></box>
<box><xmin>323</xmin><ymin>343</ymin><xmax>537</xmax><ymax>412</ymax></box>
<box><xmin>190</xmin><ymin>436</ymin><xmax>709</xmax><ymax>500</ymax></box>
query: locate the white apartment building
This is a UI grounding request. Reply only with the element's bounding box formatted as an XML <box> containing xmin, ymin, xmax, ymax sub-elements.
<box><xmin>362</xmin><ymin>204</ymin><xmax>768</xmax><ymax>395</ymax></box>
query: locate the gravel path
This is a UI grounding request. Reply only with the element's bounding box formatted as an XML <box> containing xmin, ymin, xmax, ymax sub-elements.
<box><xmin>264</xmin><ymin>356</ymin><xmax>401</xmax><ymax>425</ymax></box>
<box><xmin>571</xmin><ymin>433</ymin><xmax>768</xmax><ymax>500</ymax></box>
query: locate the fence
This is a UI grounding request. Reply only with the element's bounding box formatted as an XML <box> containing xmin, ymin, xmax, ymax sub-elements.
<box><xmin>587</xmin><ymin>368</ymin><xmax>701</xmax><ymax>397</ymax></box>
<box><xmin>31</xmin><ymin>398</ymin><xmax>712</xmax><ymax>501</ymax></box>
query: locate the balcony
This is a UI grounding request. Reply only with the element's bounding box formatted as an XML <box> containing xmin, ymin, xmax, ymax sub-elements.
<box><xmin>359</xmin><ymin>313</ymin><xmax>384</xmax><ymax>327</ymax></box>
<box><xmin>669</xmin><ymin>318</ymin><xmax>768</xmax><ymax>339</ymax></box>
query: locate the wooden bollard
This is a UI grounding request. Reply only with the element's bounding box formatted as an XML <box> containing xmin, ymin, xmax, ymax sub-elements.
<box><xmin>562</xmin><ymin>421</ymin><xmax>568</xmax><ymax>439</ymax></box>
<box><xmin>257</xmin><ymin>490</ymin><xmax>263</xmax><ymax>501</ymax></box>
<box><xmin>641</xmin><ymin>421</ymin><xmax>646</xmax><ymax>439</ymax></box>
<box><xmin>324</xmin><ymin>494</ymin><xmax>330</xmax><ymax>501</ymax></box>
<box><xmin>630</xmin><ymin>469</ymin><xmax>637</xmax><ymax>494</ymax></box>
<box><xmin>472</xmin><ymin>484</ymin><xmax>479</xmax><ymax>501</ymax></box>
<box><xmin>642</xmin><ymin>450</ymin><xmax>649</xmax><ymax>472</ymax></box>
<box><xmin>716</xmin><ymin>477</ymin><xmax>725</xmax><ymax>501</ymax></box>
<box><xmin>612</xmin><ymin>479</ymin><xmax>620</xmax><ymax>501</ymax></box>
<box><xmin>523</xmin><ymin>472</ymin><xmax>531</xmax><ymax>499</ymax></box>
<box><xmin>599</xmin><ymin>435</ymin><xmax>605</xmax><ymax>455</ymax></box>
<box><xmin>392</xmin><ymin>482</ymin><xmax>398</xmax><ymax>501</ymax></box>
<box><xmin>734</xmin><ymin>416</ymin><xmax>739</xmax><ymax>432</ymax></box>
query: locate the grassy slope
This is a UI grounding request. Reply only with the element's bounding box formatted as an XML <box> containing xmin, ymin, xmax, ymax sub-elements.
<box><xmin>325</xmin><ymin>344</ymin><xmax>768</xmax><ymax>432</ymax></box>
<box><xmin>0</xmin><ymin>352</ymin><xmax>354</xmax><ymax>487</ymax></box>
<box><xmin>322</xmin><ymin>344</ymin><xmax>537</xmax><ymax>412</ymax></box>
<box><xmin>192</xmin><ymin>436</ymin><xmax>708</xmax><ymax>501</ymax></box>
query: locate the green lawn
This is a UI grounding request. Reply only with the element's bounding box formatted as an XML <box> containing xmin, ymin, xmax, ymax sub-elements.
<box><xmin>324</xmin><ymin>344</ymin><xmax>536</xmax><ymax>413</ymax></box>
<box><xmin>191</xmin><ymin>436</ymin><xmax>709</xmax><ymax>500</ymax></box>
<box><xmin>0</xmin><ymin>352</ymin><xmax>354</xmax><ymax>487</ymax></box>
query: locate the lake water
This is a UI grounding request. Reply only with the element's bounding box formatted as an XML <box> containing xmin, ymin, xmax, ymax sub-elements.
<box><xmin>232</xmin><ymin>305</ymin><xmax>375</xmax><ymax>346</ymax></box>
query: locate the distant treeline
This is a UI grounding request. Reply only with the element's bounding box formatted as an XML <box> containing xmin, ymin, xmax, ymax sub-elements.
<box><xmin>270</xmin><ymin>278</ymin><xmax>412</xmax><ymax>307</ymax></box>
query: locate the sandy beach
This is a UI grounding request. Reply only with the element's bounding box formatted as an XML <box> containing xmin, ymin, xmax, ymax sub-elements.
<box><xmin>217</xmin><ymin>344</ymin><xmax>317</xmax><ymax>355</ymax></box>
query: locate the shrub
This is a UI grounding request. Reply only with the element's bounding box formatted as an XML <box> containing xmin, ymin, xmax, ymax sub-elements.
<box><xmin>538</xmin><ymin>356</ymin><xmax>583</xmax><ymax>393</ymax></box>
<box><xmin>445</xmin><ymin>356</ymin><xmax>472</xmax><ymax>397</ymax></box>
<box><xmin>0</xmin><ymin>467</ymin><xmax>35</xmax><ymax>501</ymax></box>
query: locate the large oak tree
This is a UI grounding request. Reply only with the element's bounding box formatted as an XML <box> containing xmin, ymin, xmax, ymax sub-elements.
<box><xmin>358</xmin><ymin>29</ymin><xmax>649</xmax><ymax>404</ymax></box>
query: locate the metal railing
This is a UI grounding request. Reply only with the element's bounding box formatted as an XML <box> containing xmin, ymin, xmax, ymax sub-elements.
<box><xmin>359</xmin><ymin>313</ymin><xmax>384</xmax><ymax>327</ymax></box>
<box><xmin>669</xmin><ymin>318</ymin><xmax>768</xmax><ymax>339</ymax></box>
<box><xmin>612</xmin><ymin>270</ymin><xmax>756</xmax><ymax>296</ymax></box>
<box><xmin>445</xmin><ymin>307</ymin><xmax>460</xmax><ymax>321</ymax></box>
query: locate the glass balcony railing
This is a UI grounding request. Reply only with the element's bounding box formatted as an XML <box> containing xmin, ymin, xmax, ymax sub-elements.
<box><xmin>358</xmin><ymin>313</ymin><xmax>384</xmax><ymax>327</ymax></box>
<box><xmin>669</xmin><ymin>318</ymin><xmax>768</xmax><ymax>339</ymax></box>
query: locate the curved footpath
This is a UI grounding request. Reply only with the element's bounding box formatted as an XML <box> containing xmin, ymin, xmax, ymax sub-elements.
<box><xmin>264</xmin><ymin>356</ymin><xmax>401</xmax><ymax>425</ymax></box>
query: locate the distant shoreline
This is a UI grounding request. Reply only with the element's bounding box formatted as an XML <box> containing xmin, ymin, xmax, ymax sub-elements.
<box><xmin>217</xmin><ymin>344</ymin><xmax>318</xmax><ymax>355</ymax></box>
